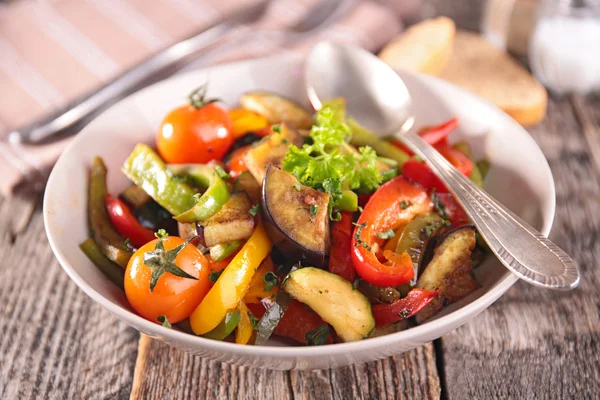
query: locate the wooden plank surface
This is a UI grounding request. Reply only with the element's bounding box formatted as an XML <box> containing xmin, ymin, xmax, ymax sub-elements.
<box><xmin>2</xmin><ymin>0</ymin><xmax>600</xmax><ymax>398</ymax></box>
<box><xmin>0</xmin><ymin>196</ymin><xmax>139</xmax><ymax>399</ymax></box>
<box><xmin>440</xmin><ymin>96</ymin><xmax>600</xmax><ymax>398</ymax></box>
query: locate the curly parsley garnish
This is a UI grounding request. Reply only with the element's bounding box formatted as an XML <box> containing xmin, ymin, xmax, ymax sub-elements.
<box><xmin>305</xmin><ymin>325</ymin><xmax>330</xmax><ymax>346</ymax></box>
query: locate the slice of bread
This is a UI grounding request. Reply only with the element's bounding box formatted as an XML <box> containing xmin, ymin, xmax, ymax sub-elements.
<box><xmin>378</xmin><ymin>17</ymin><xmax>456</xmax><ymax>76</ymax></box>
<box><xmin>440</xmin><ymin>30</ymin><xmax>547</xmax><ymax>126</ymax></box>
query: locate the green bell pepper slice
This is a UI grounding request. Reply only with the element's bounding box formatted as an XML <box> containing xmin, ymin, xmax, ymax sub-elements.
<box><xmin>202</xmin><ymin>310</ymin><xmax>241</xmax><ymax>340</ymax></box>
<box><xmin>79</xmin><ymin>238</ymin><xmax>125</xmax><ymax>289</ymax></box>
<box><xmin>168</xmin><ymin>164</ymin><xmax>230</xmax><ymax>223</ymax></box>
<box><xmin>90</xmin><ymin>157</ymin><xmax>132</xmax><ymax>268</ymax></box>
<box><xmin>209</xmin><ymin>240</ymin><xmax>242</xmax><ymax>262</ymax></box>
<box><xmin>121</xmin><ymin>144</ymin><xmax>197</xmax><ymax>216</ymax></box>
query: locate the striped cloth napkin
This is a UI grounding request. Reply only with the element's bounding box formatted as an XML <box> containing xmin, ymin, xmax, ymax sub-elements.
<box><xmin>0</xmin><ymin>0</ymin><xmax>420</xmax><ymax>196</ymax></box>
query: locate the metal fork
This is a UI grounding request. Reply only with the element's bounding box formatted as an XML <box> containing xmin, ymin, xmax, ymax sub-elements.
<box><xmin>9</xmin><ymin>0</ymin><xmax>355</xmax><ymax>145</ymax></box>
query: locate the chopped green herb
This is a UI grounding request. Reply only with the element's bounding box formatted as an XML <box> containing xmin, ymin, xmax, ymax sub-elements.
<box><xmin>154</xmin><ymin>229</ymin><xmax>168</xmax><ymax>239</ymax></box>
<box><xmin>281</xmin><ymin>138</ymin><xmax>288</xmax><ymax>144</ymax></box>
<box><xmin>431</xmin><ymin>191</ymin><xmax>449</xmax><ymax>219</ymax></box>
<box><xmin>157</xmin><ymin>315</ymin><xmax>172</xmax><ymax>329</ymax></box>
<box><xmin>309</xmin><ymin>204</ymin><xmax>319</xmax><ymax>216</ymax></box>
<box><xmin>192</xmin><ymin>193</ymin><xmax>202</xmax><ymax>203</ymax></box>
<box><xmin>120</xmin><ymin>238</ymin><xmax>131</xmax><ymax>251</ymax></box>
<box><xmin>272</xmin><ymin>124</ymin><xmax>282</xmax><ymax>133</ymax></box>
<box><xmin>352</xmin><ymin>222</ymin><xmax>371</xmax><ymax>251</ymax></box>
<box><xmin>249</xmin><ymin>204</ymin><xmax>261</xmax><ymax>217</ymax></box>
<box><xmin>357</xmin><ymin>206</ymin><xmax>364</xmax><ymax>213</ymax></box>
<box><xmin>305</xmin><ymin>325</ymin><xmax>330</xmax><ymax>346</ymax></box>
<box><xmin>209</xmin><ymin>269</ymin><xmax>224</xmax><ymax>283</ymax></box>
<box><xmin>215</xmin><ymin>165</ymin><xmax>231</xmax><ymax>180</ymax></box>
<box><xmin>293</xmin><ymin>184</ymin><xmax>302</xmax><ymax>192</ymax></box>
<box><xmin>376</xmin><ymin>229</ymin><xmax>395</xmax><ymax>240</ymax></box>
<box><xmin>397</xmin><ymin>309</ymin><xmax>410</xmax><ymax>319</ymax></box>
<box><xmin>319</xmin><ymin>290</ymin><xmax>323</xmax><ymax>294</ymax></box>
<box><xmin>400</xmin><ymin>200</ymin><xmax>412</xmax><ymax>210</ymax></box>
<box><xmin>248</xmin><ymin>311</ymin><xmax>260</xmax><ymax>330</ymax></box>
<box><xmin>263</xmin><ymin>271</ymin><xmax>280</xmax><ymax>291</ymax></box>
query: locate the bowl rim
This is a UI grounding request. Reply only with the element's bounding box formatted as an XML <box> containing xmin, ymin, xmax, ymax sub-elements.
<box><xmin>44</xmin><ymin>53</ymin><xmax>555</xmax><ymax>358</ymax></box>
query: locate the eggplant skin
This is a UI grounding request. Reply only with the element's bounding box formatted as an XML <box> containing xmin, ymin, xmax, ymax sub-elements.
<box><xmin>416</xmin><ymin>226</ymin><xmax>478</xmax><ymax>323</ymax></box>
<box><xmin>240</xmin><ymin>91</ymin><xmax>314</xmax><ymax>130</ymax></box>
<box><xmin>262</xmin><ymin>166</ymin><xmax>330</xmax><ymax>264</ymax></box>
<box><xmin>201</xmin><ymin>192</ymin><xmax>255</xmax><ymax>247</ymax></box>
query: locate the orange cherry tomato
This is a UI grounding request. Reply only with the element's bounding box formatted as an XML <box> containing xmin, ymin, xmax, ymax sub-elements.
<box><xmin>157</xmin><ymin>95</ymin><xmax>234</xmax><ymax>164</ymax></box>
<box><xmin>225</xmin><ymin>145</ymin><xmax>252</xmax><ymax>178</ymax></box>
<box><xmin>124</xmin><ymin>237</ymin><xmax>211</xmax><ymax>324</ymax></box>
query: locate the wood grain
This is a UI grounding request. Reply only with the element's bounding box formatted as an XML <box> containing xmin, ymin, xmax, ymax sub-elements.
<box><xmin>439</xmin><ymin>97</ymin><xmax>600</xmax><ymax>399</ymax></box>
<box><xmin>130</xmin><ymin>336</ymin><xmax>440</xmax><ymax>400</ymax></box>
<box><xmin>0</xmin><ymin>197</ymin><xmax>139</xmax><ymax>399</ymax></box>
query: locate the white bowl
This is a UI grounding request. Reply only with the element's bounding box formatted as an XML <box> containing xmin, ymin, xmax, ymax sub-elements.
<box><xmin>44</xmin><ymin>54</ymin><xmax>555</xmax><ymax>370</ymax></box>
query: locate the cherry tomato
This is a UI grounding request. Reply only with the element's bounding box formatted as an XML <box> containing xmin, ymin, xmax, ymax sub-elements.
<box><xmin>157</xmin><ymin>95</ymin><xmax>234</xmax><ymax>164</ymax></box>
<box><xmin>105</xmin><ymin>195</ymin><xmax>155</xmax><ymax>248</ymax></box>
<box><xmin>225</xmin><ymin>145</ymin><xmax>252</xmax><ymax>178</ymax></box>
<box><xmin>124</xmin><ymin>237</ymin><xmax>211</xmax><ymax>324</ymax></box>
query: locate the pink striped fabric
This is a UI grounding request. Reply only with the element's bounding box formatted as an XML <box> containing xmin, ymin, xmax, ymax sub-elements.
<box><xmin>0</xmin><ymin>0</ymin><xmax>419</xmax><ymax>196</ymax></box>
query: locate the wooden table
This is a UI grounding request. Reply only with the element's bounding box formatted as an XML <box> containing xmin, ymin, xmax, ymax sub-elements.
<box><xmin>2</xmin><ymin>3</ymin><xmax>600</xmax><ymax>399</ymax></box>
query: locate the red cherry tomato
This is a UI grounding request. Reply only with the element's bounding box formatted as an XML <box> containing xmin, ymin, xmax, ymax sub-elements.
<box><xmin>157</xmin><ymin>100</ymin><xmax>234</xmax><ymax>164</ymax></box>
<box><xmin>125</xmin><ymin>237</ymin><xmax>211</xmax><ymax>324</ymax></box>
<box><xmin>402</xmin><ymin>160</ymin><xmax>450</xmax><ymax>193</ymax></box>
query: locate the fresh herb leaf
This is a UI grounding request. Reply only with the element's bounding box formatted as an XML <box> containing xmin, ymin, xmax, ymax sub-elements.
<box><xmin>215</xmin><ymin>165</ymin><xmax>231</xmax><ymax>180</ymax></box>
<box><xmin>209</xmin><ymin>269</ymin><xmax>223</xmax><ymax>283</ymax></box>
<box><xmin>144</xmin><ymin>237</ymin><xmax>198</xmax><ymax>292</ymax></box>
<box><xmin>248</xmin><ymin>311</ymin><xmax>260</xmax><ymax>330</ymax></box>
<box><xmin>192</xmin><ymin>193</ymin><xmax>202</xmax><ymax>203</ymax></box>
<box><xmin>305</xmin><ymin>325</ymin><xmax>330</xmax><ymax>346</ymax></box>
<box><xmin>400</xmin><ymin>200</ymin><xmax>412</xmax><ymax>210</ymax></box>
<box><xmin>263</xmin><ymin>271</ymin><xmax>280</xmax><ymax>291</ymax></box>
<box><xmin>249</xmin><ymin>204</ymin><xmax>261</xmax><ymax>217</ymax></box>
<box><xmin>272</xmin><ymin>124</ymin><xmax>281</xmax><ymax>134</ymax></box>
<box><xmin>397</xmin><ymin>309</ymin><xmax>410</xmax><ymax>319</ymax></box>
<box><xmin>431</xmin><ymin>191</ymin><xmax>449</xmax><ymax>219</ymax></box>
<box><xmin>155</xmin><ymin>229</ymin><xmax>168</xmax><ymax>239</ymax></box>
<box><xmin>293</xmin><ymin>184</ymin><xmax>302</xmax><ymax>192</ymax></box>
<box><xmin>352</xmin><ymin>222</ymin><xmax>371</xmax><ymax>251</ymax></box>
<box><xmin>357</xmin><ymin>206</ymin><xmax>364</xmax><ymax>213</ymax></box>
<box><xmin>157</xmin><ymin>315</ymin><xmax>172</xmax><ymax>328</ymax></box>
<box><xmin>377</xmin><ymin>229</ymin><xmax>395</xmax><ymax>239</ymax></box>
<box><xmin>120</xmin><ymin>238</ymin><xmax>131</xmax><ymax>251</ymax></box>
<box><xmin>281</xmin><ymin>106</ymin><xmax>383</xmax><ymax>215</ymax></box>
<box><xmin>381</xmin><ymin>168</ymin><xmax>398</xmax><ymax>183</ymax></box>
<box><xmin>309</xmin><ymin>204</ymin><xmax>319</xmax><ymax>216</ymax></box>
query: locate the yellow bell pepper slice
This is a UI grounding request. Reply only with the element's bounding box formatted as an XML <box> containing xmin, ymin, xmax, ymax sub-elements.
<box><xmin>229</xmin><ymin>108</ymin><xmax>269</xmax><ymax>139</ymax></box>
<box><xmin>244</xmin><ymin>256</ymin><xmax>279</xmax><ymax>304</ymax></box>
<box><xmin>190</xmin><ymin>223</ymin><xmax>271</xmax><ymax>335</ymax></box>
<box><xmin>235</xmin><ymin>301</ymin><xmax>254</xmax><ymax>345</ymax></box>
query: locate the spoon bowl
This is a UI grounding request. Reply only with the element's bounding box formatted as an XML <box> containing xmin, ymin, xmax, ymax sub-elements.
<box><xmin>305</xmin><ymin>41</ymin><xmax>579</xmax><ymax>290</ymax></box>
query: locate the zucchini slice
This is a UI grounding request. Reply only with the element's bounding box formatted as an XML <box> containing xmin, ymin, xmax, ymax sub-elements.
<box><xmin>283</xmin><ymin>267</ymin><xmax>375</xmax><ymax>342</ymax></box>
<box><xmin>240</xmin><ymin>91</ymin><xmax>314</xmax><ymax>130</ymax></box>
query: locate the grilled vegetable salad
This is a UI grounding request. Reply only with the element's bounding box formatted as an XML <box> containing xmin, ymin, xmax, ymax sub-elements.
<box><xmin>81</xmin><ymin>86</ymin><xmax>490</xmax><ymax>345</ymax></box>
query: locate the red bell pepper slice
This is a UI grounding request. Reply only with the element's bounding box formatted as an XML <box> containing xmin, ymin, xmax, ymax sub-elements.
<box><xmin>390</xmin><ymin>117</ymin><xmax>459</xmax><ymax>156</ymax></box>
<box><xmin>225</xmin><ymin>145</ymin><xmax>251</xmax><ymax>179</ymax></box>
<box><xmin>435</xmin><ymin>192</ymin><xmax>469</xmax><ymax>224</ymax></box>
<box><xmin>105</xmin><ymin>195</ymin><xmax>155</xmax><ymax>249</ymax></box>
<box><xmin>371</xmin><ymin>288</ymin><xmax>439</xmax><ymax>327</ymax></box>
<box><xmin>402</xmin><ymin>160</ymin><xmax>449</xmax><ymax>193</ymax></box>
<box><xmin>328</xmin><ymin>212</ymin><xmax>356</xmax><ymax>282</ymax></box>
<box><xmin>435</xmin><ymin>142</ymin><xmax>473</xmax><ymax>177</ymax></box>
<box><xmin>247</xmin><ymin>300</ymin><xmax>333</xmax><ymax>345</ymax></box>
<box><xmin>351</xmin><ymin>176</ymin><xmax>434</xmax><ymax>286</ymax></box>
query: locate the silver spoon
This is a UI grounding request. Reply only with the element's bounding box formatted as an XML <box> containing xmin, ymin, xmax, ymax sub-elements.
<box><xmin>305</xmin><ymin>42</ymin><xmax>580</xmax><ymax>290</ymax></box>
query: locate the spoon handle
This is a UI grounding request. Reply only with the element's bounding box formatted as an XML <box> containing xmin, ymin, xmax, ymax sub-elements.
<box><xmin>400</xmin><ymin>131</ymin><xmax>580</xmax><ymax>290</ymax></box>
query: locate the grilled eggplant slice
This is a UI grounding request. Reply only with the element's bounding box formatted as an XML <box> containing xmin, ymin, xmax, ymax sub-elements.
<box><xmin>232</xmin><ymin>171</ymin><xmax>261</xmax><ymax>204</ymax></box>
<box><xmin>416</xmin><ymin>225</ymin><xmax>478</xmax><ymax>323</ymax></box>
<box><xmin>244</xmin><ymin>123</ymin><xmax>303</xmax><ymax>184</ymax></box>
<box><xmin>262</xmin><ymin>166</ymin><xmax>330</xmax><ymax>265</ymax></box>
<box><xmin>201</xmin><ymin>192</ymin><xmax>255</xmax><ymax>247</ymax></box>
<box><xmin>240</xmin><ymin>92</ymin><xmax>314</xmax><ymax>130</ymax></box>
